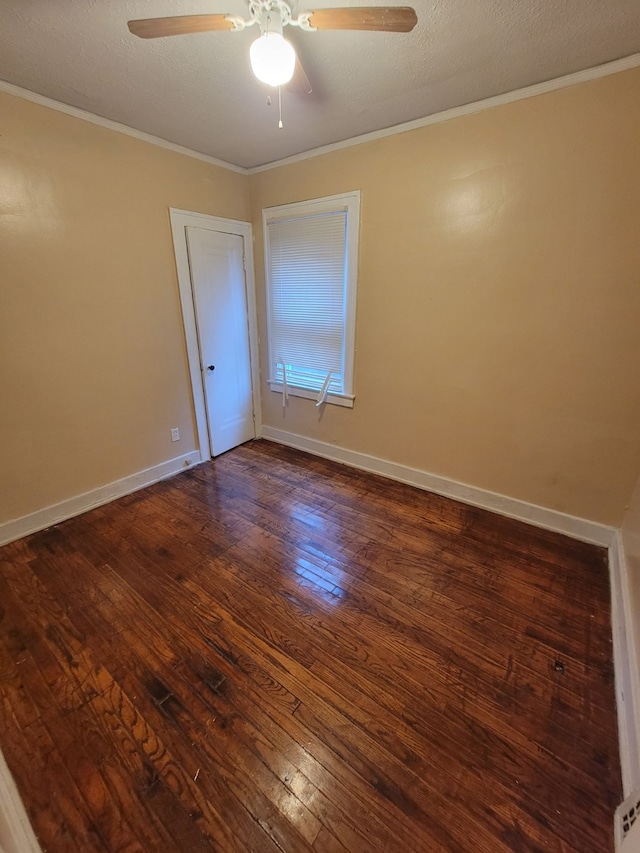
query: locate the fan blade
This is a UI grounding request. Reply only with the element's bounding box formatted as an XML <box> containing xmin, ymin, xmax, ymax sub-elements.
<box><xmin>287</xmin><ymin>57</ymin><xmax>313</xmax><ymax>95</ymax></box>
<box><xmin>127</xmin><ymin>15</ymin><xmax>234</xmax><ymax>39</ymax></box>
<box><xmin>307</xmin><ymin>6</ymin><xmax>417</xmax><ymax>32</ymax></box>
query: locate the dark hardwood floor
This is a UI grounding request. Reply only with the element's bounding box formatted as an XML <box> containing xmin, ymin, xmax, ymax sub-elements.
<box><xmin>0</xmin><ymin>439</ymin><xmax>621</xmax><ymax>852</ymax></box>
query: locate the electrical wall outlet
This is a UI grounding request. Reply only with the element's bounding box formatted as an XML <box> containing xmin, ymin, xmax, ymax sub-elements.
<box><xmin>615</xmin><ymin>788</ymin><xmax>640</xmax><ymax>851</ymax></box>
<box><xmin>171</xmin><ymin>427</ymin><xmax>180</xmax><ymax>442</ymax></box>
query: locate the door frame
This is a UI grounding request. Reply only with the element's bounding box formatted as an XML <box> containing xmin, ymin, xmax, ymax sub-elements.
<box><xmin>169</xmin><ymin>208</ymin><xmax>261</xmax><ymax>462</ymax></box>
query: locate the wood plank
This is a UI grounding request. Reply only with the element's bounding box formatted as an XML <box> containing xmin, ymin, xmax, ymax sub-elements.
<box><xmin>0</xmin><ymin>558</ymin><xmax>302</xmax><ymax>853</ymax></box>
<box><xmin>0</xmin><ymin>439</ymin><xmax>621</xmax><ymax>852</ymax></box>
<box><xmin>57</xmin><ymin>544</ymin><xmax>588</xmax><ymax>849</ymax></box>
<box><xmin>35</xmin><ymin>534</ymin><xmax>426</xmax><ymax>851</ymax></box>
<box><xmin>0</xmin><ymin>573</ymin><xmax>206</xmax><ymax>852</ymax></box>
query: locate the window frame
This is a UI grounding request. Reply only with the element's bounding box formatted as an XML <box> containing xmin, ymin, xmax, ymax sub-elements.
<box><xmin>262</xmin><ymin>191</ymin><xmax>360</xmax><ymax>409</ymax></box>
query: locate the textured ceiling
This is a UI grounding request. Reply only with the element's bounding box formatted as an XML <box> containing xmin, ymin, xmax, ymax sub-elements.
<box><xmin>1</xmin><ymin>0</ymin><xmax>640</xmax><ymax>168</ymax></box>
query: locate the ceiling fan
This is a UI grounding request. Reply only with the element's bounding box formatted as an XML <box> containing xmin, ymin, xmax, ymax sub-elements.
<box><xmin>128</xmin><ymin>1</ymin><xmax>418</xmax><ymax>94</ymax></box>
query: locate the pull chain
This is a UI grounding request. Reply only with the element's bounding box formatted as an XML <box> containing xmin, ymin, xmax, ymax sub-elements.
<box><xmin>265</xmin><ymin>90</ymin><xmax>284</xmax><ymax>129</ymax></box>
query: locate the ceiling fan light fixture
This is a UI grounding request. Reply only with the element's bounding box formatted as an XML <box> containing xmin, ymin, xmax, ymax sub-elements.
<box><xmin>249</xmin><ymin>31</ymin><xmax>296</xmax><ymax>87</ymax></box>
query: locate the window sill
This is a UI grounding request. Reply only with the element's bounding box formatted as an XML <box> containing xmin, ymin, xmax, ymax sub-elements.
<box><xmin>268</xmin><ymin>381</ymin><xmax>354</xmax><ymax>409</ymax></box>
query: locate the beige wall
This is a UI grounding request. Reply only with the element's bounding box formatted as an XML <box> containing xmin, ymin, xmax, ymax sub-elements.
<box><xmin>3</xmin><ymin>68</ymin><xmax>640</xmax><ymax>531</ymax></box>
<box><xmin>0</xmin><ymin>91</ymin><xmax>250</xmax><ymax>523</ymax></box>
<box><xmin>250</xmin><ymin>67</ymin><xmax>640</xmax><ymax>526</ymax></box>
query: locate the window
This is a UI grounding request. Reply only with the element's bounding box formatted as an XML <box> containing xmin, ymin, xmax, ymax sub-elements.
<box><xmin>263</xmin><ymin>191</ymin><xmax>360</xmax><ymax>408</ymax></box>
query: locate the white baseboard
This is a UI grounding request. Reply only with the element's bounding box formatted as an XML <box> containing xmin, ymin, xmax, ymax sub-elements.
<box><xmin>0</xmin><ymin>450</ymin><xmax>202</xmax><ymax>547</ymax></box>
<box><xmin>610</xmin><ymin>532</ymin><xmax>640</xmax><ymax>797</ymax></box>
<box><xmin>0</xmin><ymin>750</ymin><xmax>42</xmax><ymax>853</ymax></box>
<box><xmin>261</xmin><ymin>427</ymin><xmax>614</xmax><ymax>546</ymax></box>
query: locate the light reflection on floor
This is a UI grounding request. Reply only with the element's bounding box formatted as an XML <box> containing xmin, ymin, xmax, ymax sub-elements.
<box><xmin>292</xmin><ymin>552</ymin><xmax>347</xmax><ymax>603</ymax></box>
<box><xmin>288</xmin><ymin>504</ymin><xmax>328</xmax><ymax>530</ymax></box>
<box><xmin>287</xmin><ymin>505</ymin><xmax>349</xmax><ymax>603</ymax></box>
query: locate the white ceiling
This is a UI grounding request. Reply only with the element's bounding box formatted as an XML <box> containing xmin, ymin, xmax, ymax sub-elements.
<box><xmin>2</xmin><ymin>0</ymin><xmax>640</xmax><ymax>169</ymax></box>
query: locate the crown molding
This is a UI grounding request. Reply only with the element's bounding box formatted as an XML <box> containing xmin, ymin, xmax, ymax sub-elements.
<box><xmin>3</xmin><ymin>51</ymin><xmax>640</xmax><ymax>176</ymax></box>
<box><xmin>248</xmin><ymin>52</ymin><xmax>640</xmax><ymax>173</ymax></box>
<box><xmin>0</xmin><ymin>79</ymin><xmax>248</xmax><ymax>175</ymax></box>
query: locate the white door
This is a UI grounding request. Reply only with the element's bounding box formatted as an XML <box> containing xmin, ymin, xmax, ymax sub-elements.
<box><xmin>186</xmin><ymin>226</ymin><xmax>255</xmax><ymax>456</ymax></box>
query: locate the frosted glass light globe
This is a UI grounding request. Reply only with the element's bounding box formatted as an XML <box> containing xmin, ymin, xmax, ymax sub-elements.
<box><xmin>250</xmin><ymin>32</ymin><xmax>296</xmax><ymax>87</ymax></box>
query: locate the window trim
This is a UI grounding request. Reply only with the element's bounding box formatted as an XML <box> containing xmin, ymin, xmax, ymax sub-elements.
<box><xmin>262</xmin><ymin>191</ymin><xmax>360</xmax><ymax>408</ymax></box>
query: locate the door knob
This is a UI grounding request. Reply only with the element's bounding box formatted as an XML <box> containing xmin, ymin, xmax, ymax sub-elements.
<box><xmin>207</xmin><ymin>364</ymin><xmax>215</xmax><ymax>371</ymax></box>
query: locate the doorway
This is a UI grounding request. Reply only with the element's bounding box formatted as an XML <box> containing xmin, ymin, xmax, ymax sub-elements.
<box><xmin>170</xmin><ymin>209</ymin><xmax>261</xmax><ymax>461</ymax></box>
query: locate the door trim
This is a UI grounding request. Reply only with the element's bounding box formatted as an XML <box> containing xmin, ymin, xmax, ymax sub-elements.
<box><xmin>169</xmin><ymin>208</ymin><xmax>261</xmax><ymax>462</ymax></box>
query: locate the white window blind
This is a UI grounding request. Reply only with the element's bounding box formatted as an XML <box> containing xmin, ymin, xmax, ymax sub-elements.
<box><xmin>264</xmin><ymin>192</ymin><xmax>360</xmax><ymax>407</ymax></box>
<box><xmin>267</xmin><ymin>209</ymin><xmax>348</xmax><ymax>395</ymax></box>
